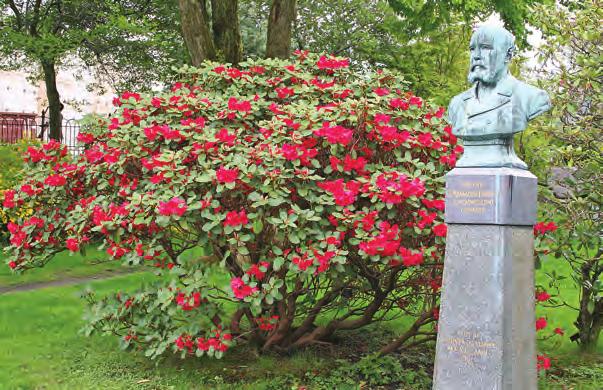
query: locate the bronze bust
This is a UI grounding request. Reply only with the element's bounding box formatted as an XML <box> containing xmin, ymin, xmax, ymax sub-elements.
<box><xmin>448</xmin><ymin>25</ymin><xmax>551</xmax><ymax>169</ymax></box>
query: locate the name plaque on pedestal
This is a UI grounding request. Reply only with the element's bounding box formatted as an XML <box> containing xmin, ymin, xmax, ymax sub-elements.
<box><xmin>445</xmin><ymin>168</ymin><xmax>537</xmax><ymax>226</ymax></box>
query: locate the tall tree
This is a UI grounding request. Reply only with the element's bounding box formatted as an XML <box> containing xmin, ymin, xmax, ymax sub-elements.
<box><xmin>386</xmin><ymin>0</ymin><xmax>553</xmax><ymax>47</ymax></box>
<box><xmin>265</xmin><ymin>0</ymin><xmax>296</xmax><ymax>58</ymax></box>
<box><xmin>0</xmin><ymin>0</ymin><xmax>183</xmax><ymax>140</ymax></box>
<box><xmin>212</xmin><ymin>0</ymin><xmax>242</xmax><ymax>63</ymax></box>
<box><xmin>178</xmin><ymin>0</ymin><xmax>296</xmax><ymax>64</ymax></box>
<box><xmin>178</xmin><ymin>0</ymin><xmax>216</xmax><ymax>65</ymax></box>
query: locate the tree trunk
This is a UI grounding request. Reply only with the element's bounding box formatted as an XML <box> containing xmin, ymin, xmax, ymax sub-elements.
<box><xmin>178</xmin><ymin>0</ymin><xmax>216</xmax><ymax>66</ymax></box>
<box><xmin>576</xmin><ymin>267</ymin><xmax>603</xmax><ymax>352</ymax></box>
<box><xmin>265</xmin><ymin>0</ymin><xmax>296</xmax><ymax>59</ymax></box>
<box><xmin>41</xmin><ymin>60</ymin><xmax>62</xmax><ymax>141</ymax></box>
<box><xmin>211</xmin><ymin>0</ymin><xmax>242</xmax><ymax>64</ymax></box>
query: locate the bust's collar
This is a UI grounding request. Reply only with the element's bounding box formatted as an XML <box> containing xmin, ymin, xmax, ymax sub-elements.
<box><xmin>462</xmin><ymin>73</ymin><xmax>516</xmax><ymax>101</ymax></box>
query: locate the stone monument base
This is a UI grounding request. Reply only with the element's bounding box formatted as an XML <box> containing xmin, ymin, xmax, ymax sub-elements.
<box><xmin>433</xmin><ymin>224</ymin><xmax>536</xmax><ymax>389</ymax></box>
<box><xmin>433</xmin><ymin>167</ymin><xmax>538</xmax><ymax>389</ymax></box>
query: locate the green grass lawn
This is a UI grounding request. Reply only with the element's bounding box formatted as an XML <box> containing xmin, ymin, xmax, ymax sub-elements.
<box><xmin>0</xmin><ymin>246</ymin><xmax>126</xmax><ymax>289</ymax></box>
<box><xmin>0</xmin><ymin>273</ymin><xmax>371</xmax><ymax>390</ymax></box>
<box><xmin>0</xmin><ymin>247</ymin><xmax>601</xmax><ymax>389</ymax></box>
<box><xmin>535</xmin><ymin>254</ymin><xmax>603</xmax><ymax>389</ymax></box>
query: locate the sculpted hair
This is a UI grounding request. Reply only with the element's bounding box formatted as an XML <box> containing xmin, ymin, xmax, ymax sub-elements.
<box><xmin>476</xmin><ymin>25</ymin><xmax>516</xmax><ymax>61</ymax></box>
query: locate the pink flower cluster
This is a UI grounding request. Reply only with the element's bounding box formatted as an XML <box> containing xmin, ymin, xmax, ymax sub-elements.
<box><xmin>224</xmin><ymin>210</ymin><xmax>248</xmax><ymax>227</ymax></box>
<box><xmin>314</xmin><ymin>122</ymin><xmax>353</xmax><ymax>145</ymax></box>
<box><xmin>281</xmin><ymin>140</ymin><xmax>318</xmax><ymax>166</ymax></box>
<box><xmin>534</xmin><ymin>221</ymin><xmax>558</xmax><ymax>236</ymax></box>
<box><xmin>317</xmin><ymin>179</ymin><xmax>361</xmax><ymax>206</ymax></box>
<box><xmin>375</xmin><ymin>172</ymin><xmax>425</xmax><ymax>204</ymax></box>
<box><xmin>176</xmin><ymin>291</ymin><xmax>202</xmax><ymax>311</ymax></box>
<box><xmin>316</xmin><ymin>55</ymin><xmax>349</xmax><ymax>70</ymax></box>
<box><xmin>231</xmin><ymin>277</ymin><xmax>258</xmax><ymax>299</ymax></box>
<box><xmin>158</xmin><ymin>197</ymin><xmax>188</xmax><ymax>217</ymax></box>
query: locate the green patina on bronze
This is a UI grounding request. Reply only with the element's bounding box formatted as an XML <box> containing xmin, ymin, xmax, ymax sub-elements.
<box><xmin>448</xmin><ymin>25</ymin><xmax>551</xmax><ymax>169</ymax></box>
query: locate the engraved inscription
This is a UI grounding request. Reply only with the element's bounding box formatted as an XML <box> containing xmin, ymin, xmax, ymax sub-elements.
<box><xmin>447</xmin><ymin>225</ymin><xmax>501</xmax><ymax>257</ymax></box>
<box><xmin>443</xmin><ymin>330</ymin><xmax>499</xmax><ymax>367</ymax></box>
<box><xmin>447</xmin><ymin>178</ymin><xmax>495</xmax><ymax>216</ymax></box>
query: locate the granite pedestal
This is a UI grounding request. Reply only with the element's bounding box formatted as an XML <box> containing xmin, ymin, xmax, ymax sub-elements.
<box><xmin>433</xmin><ymin>167</ymin><xmax>538</xmax><ymax>390</ymax></box>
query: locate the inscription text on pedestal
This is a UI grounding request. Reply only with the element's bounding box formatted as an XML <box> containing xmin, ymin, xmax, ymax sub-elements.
<box><xmin>446</xmin><ymin>175</ymin><xmax>496</xmax><ymax>223</ymax></box>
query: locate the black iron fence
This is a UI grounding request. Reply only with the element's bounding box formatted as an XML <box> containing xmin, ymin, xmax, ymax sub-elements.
<box><xmin>0</xmin><ymin>113</ymin><xmax>82</xmax><ymax>154</ymax></box>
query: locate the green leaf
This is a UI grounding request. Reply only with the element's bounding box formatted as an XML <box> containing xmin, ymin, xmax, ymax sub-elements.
<box><xmin>273</xmin><ymin>257</ymin><xmax>285</xmax><ymax>271</ymax></box>
<box><xmin>252</xmin><ymin>219</ymin><xmax>264</xmax><ymax>234</ymax></box>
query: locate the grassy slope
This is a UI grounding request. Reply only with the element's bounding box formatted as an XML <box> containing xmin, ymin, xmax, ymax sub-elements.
<box><xmin>0</xmin><ymin>246</ymin><xmax>125</xmax><ymax>288</ymax></box>
<box><xmin>0</xmin><ymin>273</ymin><xmax>335</xmax><ymax>390</ymax></box>
<box><xmin>0</xmin><ymin>248</ymin><xmax>600</xmax><ymax>389</ymax></box>
<box><xmin>535</xmin><ymin>255</ymin><xmax>603</xmax><ymax>388</ymax></box>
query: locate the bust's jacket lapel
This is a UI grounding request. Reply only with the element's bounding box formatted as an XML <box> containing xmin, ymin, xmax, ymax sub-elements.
<box><xmin>465</xmin><ymin>76</ymin><xmax>514</xmax><ymax>119</ymax></box>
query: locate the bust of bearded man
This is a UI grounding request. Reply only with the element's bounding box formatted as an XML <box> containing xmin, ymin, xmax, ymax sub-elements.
<box><xmin>448</xmin><ymin>25</ymin><xmax>551</xmax><ymax>169</ymax></box>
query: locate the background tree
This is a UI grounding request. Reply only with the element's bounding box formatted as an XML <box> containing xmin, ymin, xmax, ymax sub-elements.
<box><xmin>0</xmin><ymin>0</ymin><xmax>184</xmax><ymax>140</ymax></box>
<box><xmin>386</xmin><ymin>0</ymin><xmax>552</xmax><ymax>47</ymax></box>
<box><xmin>291</xmin><ymin>0</ymin><xmax>548</xmax><ymax>106</ymax></box>
<box><xmin>525</xmin><ymin>0</ymin><xmax>602</xmax><ymax>352</ymax></box>
<box><xmin>178</xmin><ymin>0</ymin><xmax>295</xmax><ymax>64</ymax></box>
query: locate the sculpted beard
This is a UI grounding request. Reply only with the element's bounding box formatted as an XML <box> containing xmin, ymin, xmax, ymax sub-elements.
<box><xmin>467</xmin><ymin>66</ymin><xmax>498</xmax><ymax>85</ymax></box>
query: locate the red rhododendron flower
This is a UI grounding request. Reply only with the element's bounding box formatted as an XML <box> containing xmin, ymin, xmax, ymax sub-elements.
<box><xmin>421</xmin><ymin>198</ymin><xmax>445</xmax><ymax>211</ymax></box>
<box><xmin>417</xmin><ymin>132</ymin><xmax>433</xmax><ymax>147</ymax></box>
<box><xmin>224</xmin><ymin>210</ymin><xmax>248</xmax><ymax>227</ymax></box>
<box><xmin>77</xmin><ymin>132</ymin><xmax>95</xmax><ymax>144</ymax></box>
<box><xmin>176</xmin><ymin>291</ymin><xmax>201</xmax><ymax>311</ymax></box>
<box><xmin>536</xmin><ymin>290</ymin><xmax>551</xmax><ymax>302</ymax></box>
<box><xmin>359</xmin><ymin>211</ymin><xmax>377</xmax><ymax>232</ymax></box>
<box><xmin>227</xmin><ymin>97</ymin><xmax>251</xmax><ymax>112</ymax></box>
<box><xmin>293</xmin><ymin>253</ymin><xmax>314</xmax><ymax>271</ymax></box>
<box><xmin>409</xmin><ymin>96</ymin><xmax>423</xmax><ymax>108</ymax></box>
<box><xmin>318</xmin><ymin>179</ymin><xmax>361</xmax><ymax>206</ymax></box>
<box><xmin>311</xmin><ymin>77</ymin><xmax>335</xmax><ymax>89</ymax></box>
<box><xmin>275</xmin><ymin>86</ymin><xmax>295</xmax><ymax>99</ymax></box>
<box><xmin>537</xmin><ymin>354</ymin><xmax>551</xmax><ymax>371</ymax></box>
<box><xmin>66</xmin><ymin>238</ymin><xmax>80</xmax><ymax>252</ymax></box>
<box><xmin>216</xmin><ymin>167</ymin><xmax>239</xmax><ymax>183</ymax></box>
<box><xmin>175</xmin><ymin>334</ymin><xmax>195</xmax><ymax>353</ymax></box>
<box><xmin>316</xmin><ymin>55</ymin><xmax>349</xmax><ymax>70</ymax></box>
<box><xmin>231</xmin><ymin>277</ymin><xmax>258</xmax><ymax>299</ymax></box>
<box><xmin>257</xmin><ymin>315</ymin><xmax>280</xmax><ymax>331</ymax></box>
<box><xmin>246</xmin><ymin>262</ymin><xmax>270</xmax><ymax>280</ymax></box>
<box><xmin>20</xmin><ymin>184</ymin><xmax>37</xmax><ymax>196</ymax></box>
<box><xmin>433</xmin><ymin>223</ymin><xmax>447</xmax><ymax>237</ymax></box>
<box><xmin>535</xmin><ymin>317</ymin><xmax>547</xmax><ymax>331</ymax></box>
<box><xmin>44</xmin><ymin>174</ymin><xmax>67</xmax><ymax>187</ymax></box>
<box><xmin>281</xmin><ymin>143</ymin><xmax>318</xmax><ymax>166</ymax></box>
<box><xmin>376</xmin><ymin>172</ymin><xmax>425</xmax><ymax>204</ymax></box>
<box><xmin>534</xmin><ymin>222</ymin><xmax>558</xmax><ymax>236</ymax></box>
<box><xmin>121</xmin><ymin>91</ymin><xmax>141</xmax><ymax>102</ymax></box>
<box><xmin>417</xmin><ymin>210</ymin><xmax>437</xmax><ymax>229</ymax></box>
<box><xmin>158</xmin><ymin>197</ymin><xmax>188</xmax><ymax>217</ymax></box>
<box><xmin>314</xmin><ymin>122</ymin><xmax>353</xmax><ymax>145</ymax></box>
<box><xmin>374</xmin><ymin>113</ymin><xmax>391</xmax><ymax>124</ymax></box>
<box><xmin>400</xmin><ymin>247</ymin><xmax>424</xmax><ymax>267</ymax></box>
<box><xmin>2</xmin><ymin>189</ymin><xmax>16</xmax><ymax>208</ymax></box>
<box><xmin>8</xmin><ymin>261</ymin><xmax>17</xmax><ymax>269</ymax></box>
<box><xmin>373</xmin><ymin>87</ymin><xmax>389</xmax><ymax>96</ymax></box>
<box><xmin>342</xmin><ymin>155</ymin><xmax>367</xmax><ymax>173</ymax></box>
<box><xmin>315</xmin><ymin>250</ymin><xmax>336</xmax><ymax>273</ymax></box>
<box><xmin>360</xmin><ymin>222</ymin><xmax>401</xmax><ymax>257</ymax></box>
<box><xmin>107</xmin><ymin>244</ymin><xmax>127</xmax><ymax>259</ymax></box>
<box><xmin>215</xmin><ymin>128</ymin><xmax>236</xmax><ymax>146</ymax></box>
<box><xmin>554</xmin><ymin>327</ymin><xmax>564</xmax><ymax>336</ymax></box>
<box><xmin>389</xmin><ymin>98</ymin><xmax>409</xmax><ymax>110</ymax></box>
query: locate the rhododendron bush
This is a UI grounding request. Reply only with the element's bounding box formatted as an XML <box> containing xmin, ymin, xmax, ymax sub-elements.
<box><xmin>2</xmin><ymin>52</ymin><xmax>462</xmax><ymax>358</ymax></box>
